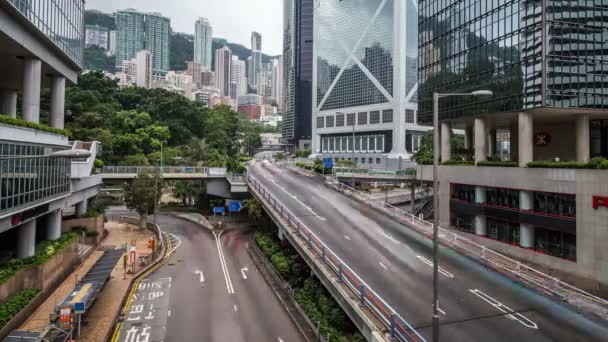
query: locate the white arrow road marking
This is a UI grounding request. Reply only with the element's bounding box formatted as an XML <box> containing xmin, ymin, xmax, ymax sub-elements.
<box><xmin>416</xmin><ymin>256</ymin><xmax>454</xmax><ymax>278</ymax></box>
<box><xmin>195</xmin><ymin>270</ymin><xmax>205</xmax><ymax>283</ymax></box>
<box><xmin>344</xmin><ymin>235</ymin><xmax>351</xmax><ymax>241</ymax></box>
<box><xmin>278</xmin><ymin>338</ymin><xmax>284</xmax><ymax>342</ymax></box>
<box><xmin>469</xmin><ymin>289</ymin><xmax>538</xmax><ymax>329</ymax></box>
<box><xmin>234</xmin><ymin>305</ymin><xmax>238</xmax><ymax>312</ymax></box>
<box><xmin>438</xmin><ymin>306</ymin><xmax>446</xmax><ymax>315</ymax></box>
<box><xmin>379</xmin><ymin>262</ymin><xmax>387</xmax><ymax>270</ymax></box>
<box><xmin>241</xmin><ymin>267</ymin><xmax>249</xmax><ymax>280</ymax></box>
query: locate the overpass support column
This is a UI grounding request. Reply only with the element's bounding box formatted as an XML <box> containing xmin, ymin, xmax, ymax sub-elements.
<box><xmin>47</xmin><ymin>210</ymin><xmax>62</xmax><ymax>241</ymax></box>
<box><xmin>17</xmin><ymin>221</ymin><xmax>36</xmax><ymax>258</ymax></box>
<box><xmin>0</xmin><ymin>89</ymin><xmax>17</xmax><ymax>117</ymax></box>
<box><xmin>519</xmin><ymin>190</ymin><xmax>535</xmax><ymax>248</ymax></box>
<box><xmin>22</xmin><ymin>57</ymin><xmax>41</xmax><ymax>123</ymax></box>
<box><xmin>76</xmin><ymin>201</ymin><xmax>88</xmax><ymax>217</ymax></box>
<box><xmin>49</xmin><ymin>76</ymin><xmax>66</xmax><ymax>129</ymax></box>
<box><xmin>474</xmin><ymin>186</ymin><xmax>486</xmax><ymax>236</ymax></box>
<box><xmin>410</xmin><ymin>182</ymin><xmax>416</xmax><ymax>213</ymax></box>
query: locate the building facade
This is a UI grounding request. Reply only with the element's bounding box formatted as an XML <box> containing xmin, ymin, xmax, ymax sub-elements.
<box><xmin>312</xmin><ymin>0</ymin><xmax>429</xmax><ymax>169</ymax></box>
<box><xmin>283</xmin><ymin>0</ymin><xmax>314</xmax><ymax>151</ymax></box>
<box><xmin>272</xmin><ymin>55</ymin><xmax>285</xmax><ymax>112</ymax></box>
<box><xmin>231</xmin><ymin>56</ymin><xmax>247</xmax><ymax>98</ymax></box>
<box><xmin>85</xmin><ymin>25</ymin><xmax>109</xmax><ymax>50</ymax></box>
<box><xmin>215</xmin><ymin>46</ymin><xmax>232</xmax><ymax>97</ymax></box>
<box><xmin>116</xmin><ymin>9</ymin><xmax>170</xmax><ymax>74</ymax></box>
<box><xmin>186</xmin><ymin>61</ymin><xmax>202</xmax><ymax>86</ymax></box>
<box><xmin>135</xmin><ymin>50</ymin><xmax>152</xmax><ymax>88</ymax></box>
<box><xmin>238</xmin><ymin>94</ymin><xmax>264</xmax><ymax>120</ymax></box>
<box><xmin>0</xmin><ymin>0</ymin><xmax>101</xmax><ymax>259</ymax></box>
<box><xmin>194</xmin><ymin>17</ymin><xmax>213</xmax><ymax>70</ymax></box>
<box><xmin>418</xmin><ymin>0</ymin><xmax>608</xmax><ymax>287</ymax></box>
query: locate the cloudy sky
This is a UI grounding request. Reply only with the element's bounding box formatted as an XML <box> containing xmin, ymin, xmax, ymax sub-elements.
<box><xmin>86</xmin><ymin>0</ymin><xmax>284</xmax><ymax>55</ymax></box>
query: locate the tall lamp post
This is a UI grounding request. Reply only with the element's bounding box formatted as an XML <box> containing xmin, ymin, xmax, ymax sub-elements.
<box><xmin>431</xmin><ymin>90</ymin><xmax>492</xmax><ymax>342</ymax></box>
<box><xmin>154</xmin><ymin>140</ymin><xmax>167</xmax><ymax>225</ymax></box>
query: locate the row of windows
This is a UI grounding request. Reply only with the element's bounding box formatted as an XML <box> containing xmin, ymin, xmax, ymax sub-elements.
<box><xmin>327</xmin><ymin>156</ymin><xmax>383</xmax><ymax>166</ymax></box>
<box><xmin>321</xmin><ymin>135</ymin><xmax>386</xmax><ymax>154</ymax></box>
<box><xmin>0</xmin><ymin>156</ymin><xmax>71</xmax><ymax>213</ymax></box>
<box><xmin>316</xmin><ymin>109</ymin><xmax>417</xmax><ymax>129</ymax></box>
<box><xmin>0</xmin><ymin>143</ymin><xmax>46</xmax><ymax>158</ymax></box>
<box><xmin>451</xmin><ymin>184</ymin><xmax>576</xmax><ymax>218</ymax></box>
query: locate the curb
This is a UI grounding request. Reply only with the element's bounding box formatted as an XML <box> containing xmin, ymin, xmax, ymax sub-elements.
<box><xmin>105</xmin><ymin>224</ymin><xmax>169</xmax><ymax>342</ymax></box>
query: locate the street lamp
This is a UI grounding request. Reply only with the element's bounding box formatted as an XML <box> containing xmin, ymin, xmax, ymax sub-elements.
<box><xmin>431</xmin><ymin>90</ymin><xmax>492</xmax><ymax>342</ymax></box>
<box><xmin>154</xmin><ymin>141</ymin><xmax>168</xmax><ymax>225</ymax></box>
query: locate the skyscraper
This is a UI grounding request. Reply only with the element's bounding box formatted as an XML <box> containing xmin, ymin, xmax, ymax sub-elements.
<box><xmin>251</xmin><ymin>31</ymin><xmax>262</xmax><ymax>51</ymax></box>
<box><xmin>272</xmin><ymin>56</ymin><xmax>284</xmax><ymax>111</ymax></box>
<box><xmin>283</xmin><ymin>0</ymin><xmax>313</xmax><ymax>151</ymax></box>
<box><xmin>248</xmin><ymin>32</ymin><xmax>264</xmax><ymax>92</ymax></box>
<box><xmin>231</xmin><ymin>56</ymin><xmax>247</xmax><ymax>97</ymax></box>
<box><xmin>311</xmin><ymin>0</ymin><xmax>429</xmax><ymax>167</ymax></box>
<box><xmin>194</xmin><ymin>17</ymin><xmax>213</xmax><ymax>70</ymax></box>
<box><xmin>215</xmin><ymin>46</ymin><xmax>232</xmax><ymax>97</ymax></box>
<box><xmin>135</xmin><ymin>50</ymin><xmax>152</xmax><ymax>88</ymax></box>
<box><xmin>116</xmin><ymin>9</ymin><xmax>170</xmax><ymax>73</ymax></box>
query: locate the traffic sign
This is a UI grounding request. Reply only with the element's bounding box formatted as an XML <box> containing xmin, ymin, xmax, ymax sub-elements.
<box><xmin>323</xmin><ymin>157</ymin><xmax>334</xmax><ymax>169</ymax></box>
<box><xmin>74</xmin><ymin>302</ymin><xmax>85</xmax><ymax>314</ymax></box>
<box><xmin>229</xmin><ymin>201</ymin><xmax>242</xmax><ymax>213</ymax></box>
<box><xmin>213</xmin><ymin>207</ymin><xmax>225</xmax><ymax>215</ymax></box>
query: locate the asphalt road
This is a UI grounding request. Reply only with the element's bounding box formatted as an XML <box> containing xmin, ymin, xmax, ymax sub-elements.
<box><xmin>249</xmin><ymin>161</ymin><xmax>608</xmax><ymax>341</ymax></box>
<box><xmin>117</xmin><ymin>214</ymin><xmax>305</xmax><ymax>342</ymax></box>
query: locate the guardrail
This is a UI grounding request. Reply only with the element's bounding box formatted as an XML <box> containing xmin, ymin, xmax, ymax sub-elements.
<box><xmin>226</xmin><ymin>172</ymin><xmax>247</xmax><ymax>183</ymax></box>
<box><xmin>101</xmin><ymin>166</ymin><xmax>227</xmax><ymax>176</ymax></box>
<box><xmin>248</xmin><ymin>175</ymin><xmax>426</xmax><ymax>342</ymax></box>
<box><xmin>285</xmin><ymin>164</ymin><xmax>608</xmax><ymax>319</ymax></box>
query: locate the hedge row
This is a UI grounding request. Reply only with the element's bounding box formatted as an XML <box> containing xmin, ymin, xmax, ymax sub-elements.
<box><xmin>528</xmin><ymin>157</ymin><xmax>608</xmax><ymax>170</ymax></box>
<box><xmin>0</xmin><ymin>288</ymin><xmax>39</xmax><ymax>330</ymax></box>
<box><xmin>0</xmin><ymin>114</ymin><xmax>70</xmax><ymax>136</ymax></box>
<box><xmin>477</xmin><ymin>160</ymin><xmax>519</xmax><ymax>167</ymax></box>
<box><xmin>0</xmin><ymin>233</ymin><xmax>78</xmax><ymax>284</ymax></box>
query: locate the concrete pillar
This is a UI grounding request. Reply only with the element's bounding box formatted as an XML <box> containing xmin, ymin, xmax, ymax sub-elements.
<box><xmin>49</xmin><ymin>76</ymin><xmax>66</xmax><ymax>129</ymax></box>
<box><xmin>518</xmin><ymin>112</ymin><xmax>533</xmax><ymax>167</ymax></box>
<box><xmin>488</xmin><ymin>128</ymin><xmax>497</xmax><ymax>158</ymax></box>
<box><xmin>47</xmin><ymin>210</ymin><xmax>62</xmax><ymax>241</ymax></box>
<box><xmin>441</xmin><ymin>121</ymin><xmax>452</xmax><ymax>162</ymax></box>
<box><xmin>510</xmin><ymin>122</ymin><xmax>519</xmax><ymax>162</ymax></box>
<box><xmin>464</xmin><ymin>125</ymin><xmax>473</xmax><ymax>150</ymax></box>
<box><xmin>475</xmin><ymin>186</ymin><xmax>486</xmax><ymax>204</ymax></box>
<box><xmin>576</xmin><ymin>114</ymin><xmax>590</xmax><ymax>163</ymax></box>
<box><xmin>22</xmin><ymin>57</ymin><xmax>42</xmax><ymax>123</ymax></box>
<box><xmin>0</xmin><ymin>89</ymin><xmax>18</xmax><ymax>117</ymax></box>
<box><xmin>519</xmin><ymin>190</ymin><xmax>534</xmax><ymax>248</ymax></box>
<box><xmin>410</xmin><ymin>183</ymin><xmax>416</xmax><ymax>213</ymax></box>
<box><xmin>17</xmin><ymin>221</ymin><xmax>36</xmax><ymax>258</ymax></box>
<box><xmin>474</xmin><ymin>117</ymin><xmax>487</xmax><ymax>163</ymax></box>
<box><xmin>76</xmin><ymin>201</ymin><xmax>88</xmax><ymax>217</ymax></box>
<box><xmin>474</xmin><ymin>215</ymin><xmax>487</xmax><ymax>236</ymax></box>
<box><xmin>519</xmin><ymin>190</ymin><xmax>533</xmax><ymax>211</ymax></box>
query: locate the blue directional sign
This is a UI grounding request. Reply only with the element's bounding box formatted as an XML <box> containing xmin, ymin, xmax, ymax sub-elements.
<box><xmin>229</xmin><ymin>201</ymin><xmax>242</xmax><ymax>213</ymax></box>
<box><xmin>74</xmin><ymin>302</ymin><xmax>85</xmax><ymax>314</ymax></box>
<box><xmin>323</xmin><ymin>157</ymin><xmax>334</xmax><ymax>169</ymax></box>
<box><xmin>213</xmin><ymin>207</ymin><xmax>225</xmax><ymax>215</ymax></box>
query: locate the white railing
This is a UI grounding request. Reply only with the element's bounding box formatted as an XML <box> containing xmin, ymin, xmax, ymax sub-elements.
<box><xmin>248</xmin><ymin>175</ymin><xmax>427</xmax><ymax>342</ymax></box>
<box><xmin>284</xmin><ymin>163</ymin><xmax>608</xmax><ymax>319</ymax></box>
<box><xmin>101</xmin><ymin>166</ymin><xmax>227</xmax><ymax>177</ymax></box>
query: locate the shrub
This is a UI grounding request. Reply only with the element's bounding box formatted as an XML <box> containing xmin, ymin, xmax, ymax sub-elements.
<box><xmin>588</xmin><ymin>157</ymin><xmax>606</xmax><ymax>169</ymax></box>
<box><xmin>254</xmin><ymin>232</ymin><xmax>280</xmax><ymax>258</ymax></box>
<box><xmin>271</xmin><ymin>253</ymin><xmax>291</xmax><ymax>276</ymax></box>
<box><xmin>600</xmin><ymin>160</ymin><xmax>608</xmax><ymax>170</ymax></box>
<box><xmin>527</xmin><ymin>161</ymin><xmax>589</xmax><ymax>169</ymax></box>
<box><xmin>94</xmin><ymin>158</ymin><xmax>105</xmax><ymax>168</ymax></box>
<box><xmin>442</xmin><ymin>159</ymin><xmax>474</xmax><ymax>166</ymax></box>
<box><xmin>477</xmin><ymin>160</ymin><xmax>519</xmax><ymax>167</ymax></box>
<box><xmin>0</xmin><ymin>114</ymin><xmax>70</xmax><ymax>136</ymax></box>
<box><xmin>83</xmin><ymin>210</ymin><xmax>101</xmax><ymax>218</ymax></box>
<box><xmin>295</xmin><ymin>149</ymin><xmax>311</xmax><ymax>158</ymax></box>
<box><xmin>0</xmin><ymin>288</ymin><xmax>39</xmax><ymax>329</ymax></box>
<box><xmin>417</xmin><ymin>159</ymin><xmax>433</xmax><ymax>165</ymax></box>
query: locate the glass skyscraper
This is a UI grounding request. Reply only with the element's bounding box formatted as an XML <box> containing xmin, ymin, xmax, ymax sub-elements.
<box><xmin>194</xmin><ymin>17</ymin><xmax>213</xmax><ymax>71</ymax></box>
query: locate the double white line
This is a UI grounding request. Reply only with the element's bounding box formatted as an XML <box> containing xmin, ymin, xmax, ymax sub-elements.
<box><xmin>214</xmin><ymin>231</ymin><xmax>235</xmax><ymax>294</ymax></box>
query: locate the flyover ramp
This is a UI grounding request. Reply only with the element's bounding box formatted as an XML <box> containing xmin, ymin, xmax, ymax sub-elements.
<box><xmin>248</xmin><ymin>161</ymin><xmax>607</xmax><ymax>341</ymax></box>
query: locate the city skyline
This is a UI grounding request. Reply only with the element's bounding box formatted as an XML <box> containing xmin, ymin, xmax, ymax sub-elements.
<box><xmin>86</xmin><ymin>0</ymin><xmax>283</xmax><ymax>56</ymax></box>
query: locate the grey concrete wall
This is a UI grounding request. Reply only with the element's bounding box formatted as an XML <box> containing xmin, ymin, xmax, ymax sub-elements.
<box><xmin>533</xmin><ymin>122</ymin><xmax>576</xmax><ymax>161</ymax></box>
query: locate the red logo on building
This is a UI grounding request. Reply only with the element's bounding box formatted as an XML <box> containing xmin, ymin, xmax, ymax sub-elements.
<box><xmin>593</xmin><ymin>196</ymin><xmax>608</xmax><ymax>209</ymax></box>
<box><xmin>534</xmin><ymin>132</ymin><xmax>552</xmax><ymax>146</ymax></box>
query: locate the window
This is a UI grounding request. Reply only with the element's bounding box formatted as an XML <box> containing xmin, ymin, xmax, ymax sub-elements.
<box><xmin>317</xmin><ymin>116</ymin><xmax>324</xmax><ymax>128</ymax></box>
<box><xmin>487</xmin><ymin>218</ymin><xmax>520</xmax><ymax>245</ymax></box>
<box><xmin>322</xmin><ymin>138</ymin><xmax>328</xmax><ymax>152</ymax></box>
<box><xmin>361</xmin><ymin>158</ymin><xmax>366</xmax><ymax>164</ymax></box>
<box><xmin>336</xmin><ymin>113</ymin><xmax>345</xmax><ymax>127</ymax></box>
<box><xmin>370</xmin><ymin>111</ymin><xmax>380</xmax><ymax>124</ymax></box>
<box><xmin>486</xmin><ymin>188</ymin><xmax>520</xmax><ymax>209</ymax></box>
<box><xmin>535</xmin><ymin>227</ymin><xmax>576</xmax><ymax>261</ymax></box>
<box><xmin>347</xmin><ymin>136</ymin><xmax>353</xmax><ymax>151</ymax></box>
<box><xmin>329</xmin><ymin>138</ymin><xmax>334</xmax><ymax>152</ymax></box>
<box><xmin>376</xmin><ymin>158</ymin><xmax>381</xmax><ymax>164</ymax></box>
<box><xmin>341</xmin><ymin>137</ymin><xmax>348</xmax><ymax>152</ymax></box>
<box><xmin>382</xmin><ymin>109</ymin><xmax>393</xmax><ymax>123</ymax></box>
<box><xmin>369</xmin><ymin>136</ymin><xmax>376</xmax><ymax>151</ymax></box>
<box><xmin>376</xmin><ymin>135</ymin><xmax>385</xmax><ymax>152</ymax></box>
<box><xmin>451</xmin><ymin>211</ymin><xmax>475</xmax><ymax>234</ymax></box>
<box><xmin>326</xmin><ymin>116</ymin><xmax>335</xmax><ymax>128</ymax></box>
<box><xmin>361</xmin><ymin>136</ymin><xmax>368</xmax><ymax>151</ymax></box>
<box><xmin>534</xmin><ymin>192</ymin><xmax>576</xmax><ymax>218</ymax></box>
<box><xmin>347</xmin><ymin>113</ymin><xmax>355</xmax><ymax>126</ymax></box>
<box><xmin>355</xmin><ymin>136</ymin><xmax>361</xmax><ymax>151</ymax></box>
<box><xmin>406</xmin><ymin>109</ymin><xmax>415</xmax><ymax>123</ymax></box>
<box><xmin>452</xmin><ymin>184</ymin><xmax>476</xmax><ymax>202</ymax></box>
<box><xmin>368</xmin><ymin>158</ymin><xmax>373</xmax><ymax>164</ymax></box>
<box><xmin>358</xmin><ymin>112</ymin><xmax>367</xmax><ymax>125</ymax></box>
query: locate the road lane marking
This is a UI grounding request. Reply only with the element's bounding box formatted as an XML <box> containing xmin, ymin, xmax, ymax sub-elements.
<box><xmin>383</xmin><ymin>231</ymin><xmax>399</xmax><ymax>244</ymax></box>
<box><xmin>241</xmin><ymin>267</ymin><xmax>249</xmax><ymax>280</ymax></box>
<box><xmin>168</xmin><ymin>310</ymin><xmax>171</xmax><ymax>317</ymax></box>
<box><xmin>168</xmin><ymin>234</ymin><xmax>182</xmax><ymax>254</ymax></box>
<box><xmin>214</xmin><ymin>231</ymin><xmax>235</xmax><ymax>294</ymax></box>
<box><xmin>195</xmin><ymin>270</ymin><xmax>205</xmax><ymax>283</ymax></box>
<box><xmin>469</xmin><ymin>289</ymin><xmax>538</xmax><ymax>329</ymax></box>
<box><xmin>234</xmin><ymin>305</ymin><xmax>238</xmax><ymax>312</ymax></box>
<box><xmin>379</xmin><ymin>262</ymin><xmax>387</xmax><ymax>270</ymax></box>
<box><xmin>416</xmin><ymin>256</ymin><xmax>454</xmax><ymax>278</ymax></box>
<box><xmin>344</xmin><ymin>235</ymin><xmax>351</xmax><ymax>241</ymax></box>
<box><xmin>278</xmin><ymin>338</ymin><xmax>285</xmax><ymax>342</ymax></box>
<box><xmin>263</xmin><ymin>175</ymin><xmax>326</xmax><ymax>221</ymax></box>
<box><xmin>438</xmin><ymin>306</ymin><xmax>446</xmax><ymax>315</ymax></box>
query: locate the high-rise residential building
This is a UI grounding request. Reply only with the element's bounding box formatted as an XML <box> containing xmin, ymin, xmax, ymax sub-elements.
<box><xmin>108</xmin><ymin>30</ymin><xmax>117</xmax><ymax>56</ymax></box>
<box><xmin>165</xmin><ymin>71</ymin><xmax>193</xmax><ymax>98</ymax></box>
<box><xmin>85</xmin><ymin>25</ymin><xmax>109</xmax><ymax>49</ymax></box>
<box><xmin>251</xmin><ymin>31</ymin><xmax>262</xmax><ymax>51</ymax></box>
<box><xmin>186</xmin><ymin>61</ymin><xmax>202</xmax><ymax>86</ymax></box>
<box><xmin>248</xmin><ymin>51</ymin><xmax>264</xmax><ymax>91</ymax></box>
<box><xmin>215</xmin><ymin>46</ymin><xmax>232</xmax><ymax>97</ymax></box>
<box><xmin>283</xmin><ymin>0</ymin><xmax>313</xmax><ymax>150</ymax></box>
<box><xmin>418</xmin><ymin>0</ymin><xmax>608</xmax><ymax>286</ymax></box>
<box><xmin>194</xmin><ymin>17</ymin><xmax>213</xmax><ymax>70</ymax></box>
<box><xmin>116</xmin><ymin>9</ymin><xmax>170</xmax><ymax>73</ymax></box>
<box><xmin>272</xmin><ymin>55</ymin><xmax>284</xmax><ymax>112</ymax></box>
<box><xmin>259</xmin><ymin>63</ymin><xmax>273</xmax><ymax>100</ymax></box>
<box><xmin>201</xmin><ymin>70</ymin><xmax>215</xmax><ymax>87</ymax></box>
<box><xmin>135</xmin><ymin>50</ymin><xmax>152</xmax><ymax>88</ymax></box>
<box><xmin>0</xmin><ymin>0</ymin><xmax>100</xmax><ymax>259</ymax></box>
<box><xmin>312</xmin><ymin>0</ymin><xmax>429</xmax><ymax>168</ymax></box>
<box><xmin>231</xmin><ymin>56</ymin><xmax>247</xmax><ymax>98</ymax></box>
<box><xmin>121</xmin><ymin>58</ymin><xmax>138</xmax><ymax>85</ymax></box>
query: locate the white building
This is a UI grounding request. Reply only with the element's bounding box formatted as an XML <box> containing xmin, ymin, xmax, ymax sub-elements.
<box><xmin>272</xmin><ymin>55</ymin><xmax>284</xmax><ymax>111</ymax></box>
<box><xmin>107</xmin><ymin>30</ymin><xmax>117</xmax><ymax>56</ymax></box>
<box><xmin>121</xmin><ymin>58</ymin><xmax>138</xmax><ymax>85</ymax></box>
<box><xmin>135</xmin><ymin>50</ymin><xmax>152</xmax><ymax>89</ymax></box>
<box><xmin>215</xmin><ymin>46</ymin><xmax>232</xmax><ymax>97</ymax></box>
<box><xmin>312</xmin><ymin>0</ymin><xmax>430</xmax><ymax>169</ymax></box>
<box><xmin>194</xmin><ymin>17</ymin><xmax>213</xmax><ymax>70</ymax></box>
<box><xmin>186</xmin><ymin>61</ymin><xmax>202</xmax><ymax>86</ymax></box>
<box><xmin>259</xmin><ymin>115</ymin><xmax>283</xmax><ymax>128</ymax></box>
<box><xmin>165</xmin><ymin>71</ymin><xmax>193</xmax><ymax>98</ymax></box>
<box><xmin>231</xmin><ymin>56</ymin><xmax>247</xmax><ymax>98</ymax></box>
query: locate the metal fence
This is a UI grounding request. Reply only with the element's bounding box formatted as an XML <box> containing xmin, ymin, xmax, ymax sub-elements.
<box><xmin>101</xmin><ymin>166</ymin><xmax>227</xmax><ymax>177</ymax></box>
<box><xmin>248</xmin><ymin>175</ymin><xmax>427</xmax><ymax>342</ymax></box>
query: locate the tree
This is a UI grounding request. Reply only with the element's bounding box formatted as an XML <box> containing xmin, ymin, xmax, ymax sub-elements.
<box><xmin>124</xmin><ymin>170</ymin><xmax>163</xmax><ymax>228</ymax></box>
<box><xmin>413</xmin><ymin>130</ymin><xmax>466</xmax><ymax>163</ymax></box>
<box><xmin>244</xmin><ymin>198</ymin><xmax>263</xmax><ymax>223</ymax></box>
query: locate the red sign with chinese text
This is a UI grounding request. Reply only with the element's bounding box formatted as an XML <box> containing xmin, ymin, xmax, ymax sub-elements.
<box><xmin>593</xmin><ymin>196</ymin><xmax>608</xmax><ymax>209</ymax></box>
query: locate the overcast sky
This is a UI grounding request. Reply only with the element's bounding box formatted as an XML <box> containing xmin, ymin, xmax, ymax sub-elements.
<box><xmin>86</xmin><ymin>0</ymin><xmax>284</xmax><ymax>56</ymax></box>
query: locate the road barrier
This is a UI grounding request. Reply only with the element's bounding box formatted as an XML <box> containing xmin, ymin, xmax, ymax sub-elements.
<box><xmin>101</xmin><ymin>166</ymin><xmax>227</xmax><ymax>176</ymax></box>
<box><xmin>248</xmin><ymin>175</ymin><xmax>427</xmax><ymax>342</ymax></box>
<box><xmin>281</xmin><ymin>163</ymin><xmax>608</xmax><ymax>320</ymax></box>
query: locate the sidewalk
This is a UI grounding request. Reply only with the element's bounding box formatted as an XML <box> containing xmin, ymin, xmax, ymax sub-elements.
<box><xmin>19</xmin><ymin>220</ymin><xmax>154</xmax><ymax>342</ymax></box>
